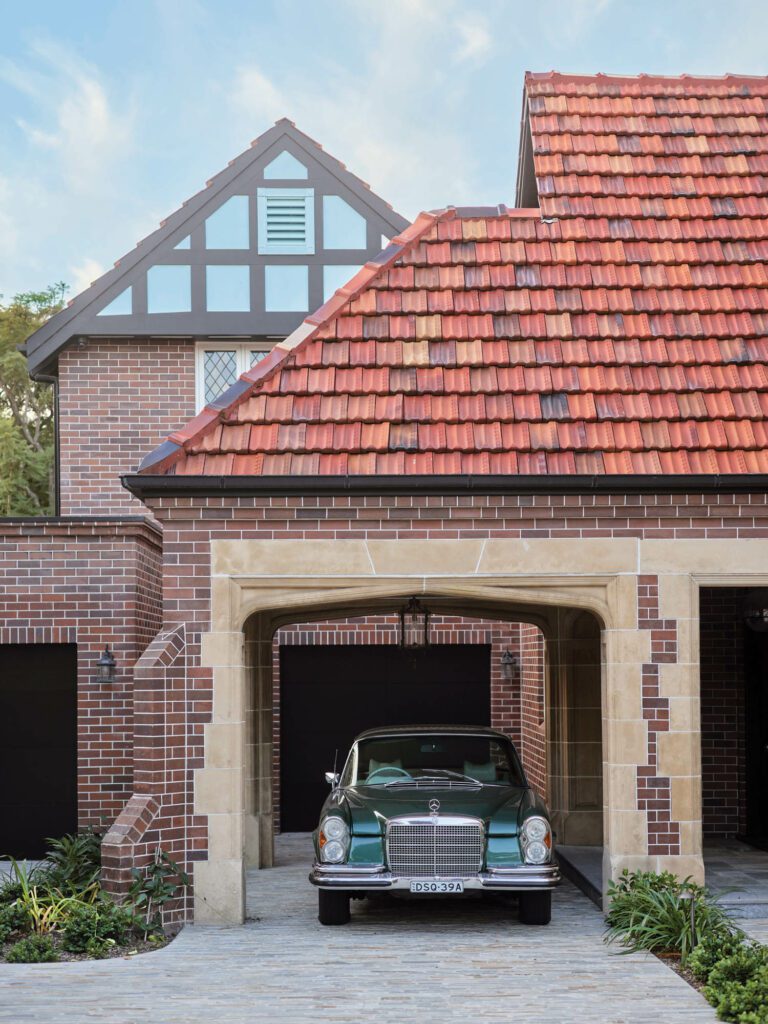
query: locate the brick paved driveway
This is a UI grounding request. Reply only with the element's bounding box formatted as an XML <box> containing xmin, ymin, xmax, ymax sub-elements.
<box><xmin>0</xmin><ymin>835</ymin><xmax>716</xmax><ymax>1024</ymax></box>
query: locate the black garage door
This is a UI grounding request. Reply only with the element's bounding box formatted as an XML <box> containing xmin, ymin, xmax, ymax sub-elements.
<box><xmin>279</xmin><ymin>644</ymin><xmax>490</xmax><ymax>831</ymax></box>
<box><xmin>0</xmin><ymin>645</ymin><xmax>78</xmax><ymax>857</ymax></box>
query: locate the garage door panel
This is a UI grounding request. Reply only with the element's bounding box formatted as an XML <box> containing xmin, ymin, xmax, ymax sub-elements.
<box><xmin>280</xmin><ymin>644</ymin><xmax>490</xmax><ymax>832</ymax></box>
<box><xmin>0</xmin><ymin>645</ymin><xmax>77</xmax><ymax>857</ymax></box>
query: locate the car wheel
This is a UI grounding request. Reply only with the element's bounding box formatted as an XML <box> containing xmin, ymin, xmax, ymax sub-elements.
<box><xmin>518</xmin><ymin>891</ymin><xmax>551</xmax><ymax>925</ymax></box>
<box><xmin>318</xmin><ymin>889</ymin><xmax>351</xmax><ymax>926</ymax></box>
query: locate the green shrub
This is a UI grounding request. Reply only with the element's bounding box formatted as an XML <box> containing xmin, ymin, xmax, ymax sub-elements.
<box><xmin>61</xmin><ymin>900</ymin><xmax>134</xmax><ymax>954</ymax></box>
<box><xmin>44</xmin><ymin>830</ymin><xmax>102</xmax><ymax>892</ymax></box>
<box><xmin>85</xmin><ymin>936</ymin><xmax>115</xmax><ymax>959</ymax></box>
<box><xmin>5</xmin><ymin>934</ymin><xmax>58</xmax><ymax>963</ymax></box>
<box><xmin>605</xmin><ymin>869</ymin><xmax>730</xmax><ymax>964</ymax></box>
<box><xmin>0</xmin><ymin>902</ymin><xmax>30</xmax><ymax>943</ymax></box>
<box><xmin>705</xmin><ymin>963</ymin><xmax>768</xmax><ymax>1022</ymax></box>
<box><xmin>688</xmin><ymin>927</ymin><xmax>747</xmax><ymax>983</ymax></box>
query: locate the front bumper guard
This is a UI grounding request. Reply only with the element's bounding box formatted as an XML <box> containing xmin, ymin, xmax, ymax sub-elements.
<box><xmin>309</xmin><ymin>862</ymin><xmax>560</xmax><ymax>891</ymax></box>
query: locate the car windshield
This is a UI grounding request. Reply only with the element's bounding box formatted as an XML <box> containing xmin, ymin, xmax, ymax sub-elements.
<box><xmin>347</xmin><ymin>733</ymin><xmax>525</xmax><ymax>788</ymax></box>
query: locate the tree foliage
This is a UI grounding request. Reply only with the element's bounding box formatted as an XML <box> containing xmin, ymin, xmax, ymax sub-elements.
<box><xmin>0</xmin><ymin>284</ymin><xmax>67</xmax><ymax>515</ymax></box>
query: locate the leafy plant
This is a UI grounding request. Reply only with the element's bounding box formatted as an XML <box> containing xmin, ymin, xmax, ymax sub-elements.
<box><xmin>44</xmin><ymin>830</ymin><xmax>103</xmax><ymax>892</ymax></box>
<box><xmin>126</xmin><ymin>849</ymin><xmax>189</xmax><ymax>939</ymax></box>
<box><xmin>0</xmin><ymin>902</ymin><xmax>29</xmax><ymax>944</ymax></box>
<box><xmin>704</xmin><ymin>947</ymin><xmax>768</xmax><ymax>1022</ymax></box>
<box><xmin>3</xmin><ymin>856</ymin><xmax>87</xmax><ymax>935</ymax></box>
<box><xmin>62</xmin><ymin>899</ymin><xmax>134</xmax><ymax>954</ymax></box>
<box><xmin>5</xmin><ymin>934</ymin><xmax>58</xmax><ymax>963</ymax></box>
<box><xmin>605</xmin><ymin>869</ymin><xmax>730</xmax><ymax>964</ymax></box>
<box><xmin>85</xmin><ymin>935</ymin><xmax>115</xmax><ymax>959</ymax></box>
<box><xmin>689</xmin><ymin>927</ymin><xmax>748</xmax><ymax>983</ymax></box>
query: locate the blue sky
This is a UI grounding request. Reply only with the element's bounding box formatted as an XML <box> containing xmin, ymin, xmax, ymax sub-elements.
<box><xmin>2</xmin><ymin>0</ymin><xmax>768</xmax><ymax>300</ymax></box>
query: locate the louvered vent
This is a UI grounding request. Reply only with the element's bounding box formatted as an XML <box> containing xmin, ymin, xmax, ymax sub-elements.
<box><xmin>257</xmin><ymin>188</ymin><xmax>314</xmax><ymax>254</ymax></box>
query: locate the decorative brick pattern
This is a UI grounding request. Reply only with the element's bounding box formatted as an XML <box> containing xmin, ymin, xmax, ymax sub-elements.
<box><xmin>637</xmin><ymin>575</ymin><xmax>680</xmax><ymax>857</ymax></box>
<box><xmin>58</xmin><ymin>339</ymin><xmax>196</xmax><ymax>515</ymax></box>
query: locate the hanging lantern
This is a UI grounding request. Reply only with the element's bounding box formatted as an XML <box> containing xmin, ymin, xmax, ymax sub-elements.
<box><xmin>399</xmin><ymin>597</ymin><xmax>430</xmax><ymax>649</ymax></box>
<box><xmin>94</xmin><ymin>645</ymin><xmax>117</xmax><ymax>684</ymax></box>
<box><xmin>742</xmin><ymin>590</ymin><xmax>768</xmax><ymax>633</ymax></box>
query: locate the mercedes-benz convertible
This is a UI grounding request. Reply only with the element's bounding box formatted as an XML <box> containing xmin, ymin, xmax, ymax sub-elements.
<box><xmin>310</xmin><ymin>725</ymin><xmax>559</xmax><ymax>925</ymax></box>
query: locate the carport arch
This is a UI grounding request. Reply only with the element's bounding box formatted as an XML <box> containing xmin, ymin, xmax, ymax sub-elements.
<box><xmin>193</xmin><ymin>540</ymin><xmax>708</xmax><ymax>925</ymax></box>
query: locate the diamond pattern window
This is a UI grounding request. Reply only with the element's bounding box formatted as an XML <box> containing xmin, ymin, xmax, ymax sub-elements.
<box><xmin>196</xmin><ymin>342</ymin><xmax>273</xmax><ymax>410</ymax></box>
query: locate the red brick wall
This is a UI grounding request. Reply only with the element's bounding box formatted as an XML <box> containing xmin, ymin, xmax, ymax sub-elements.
<box><xmin>272</xmin><ymin>615</ymin><xmax>524</xmax><ymax>829</ymax></box>
<box><xmin>0</xmin><ymin>517</ymin><xmax>163</xmax><ymax>826</ymax></box>
<box><xmin>699</xmin><ymin>587</ymin><xmax>747</xmax><ymax>837</ymax></box>
<box><xmin>58</xmin><ymin>339</ymin><xmax>196</xmax><ymax>515</ymax></box>
<box><xmin>519</xmin><ymin>623</ymin><xmax>547</xmax><ymax>796</ymax></box>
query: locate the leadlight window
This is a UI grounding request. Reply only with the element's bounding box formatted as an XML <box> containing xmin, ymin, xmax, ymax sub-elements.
<box><xmin>195</xmin><ymin>342</ymin><xmax>272</xmax><ymax>410</ymax></box>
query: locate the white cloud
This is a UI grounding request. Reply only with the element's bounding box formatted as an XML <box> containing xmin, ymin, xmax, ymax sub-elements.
<box><xmin>454</xmin><ymin>14</ymin><xmax>493</xmax><ymax>64</ymax></box>
<box><xmin>228</xmin><ymin>0</ymin><xmax>496</xmax><ymax>218</ymax></box>
<box><xmin>0</xmin><ymin>41</ymin><xmax>139</xmax><ymax>296</ymax></box>
<box><xmin>1</xmin><ymin>42</ymin><xmax>135</xmax><ymax>195</ymax></box>
<box><xmin>69</xmin><ymin>258</ymin><xmax>105</xmax><ymax>295</ymax></box>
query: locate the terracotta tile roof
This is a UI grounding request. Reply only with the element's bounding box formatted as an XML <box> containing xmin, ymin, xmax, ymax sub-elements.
<box><xmin>139</xmin><ymin>72</ymin><xmax>768</xmax><ymax>478</ymax></box>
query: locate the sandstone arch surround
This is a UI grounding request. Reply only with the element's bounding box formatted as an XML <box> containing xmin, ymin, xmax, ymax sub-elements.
<box><xmin>193</xmin><ymin>536</ymin><xmax>768</xmax><ymax>925</ymax></box>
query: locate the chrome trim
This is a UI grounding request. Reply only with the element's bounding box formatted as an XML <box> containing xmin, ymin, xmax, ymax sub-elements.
<box><xmin>386</xmin><ymin>814</ymin><xmax>483</xmax><ymax>828</ymax></box>
<box><xmin>386</xmin><ymin>814</ymin><xmax>485</xmax><ymax>880</ymax></box>
<box><xmin>309</xmin><ymin>862</ymin><xmax>560</xmax><ymax>891</ymax></box>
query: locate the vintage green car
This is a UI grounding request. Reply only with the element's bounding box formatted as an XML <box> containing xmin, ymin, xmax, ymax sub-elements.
<box><xmin>310</xmin><ymin>725</ymin><xmax>560</xmax><ymax>926</ymax></box>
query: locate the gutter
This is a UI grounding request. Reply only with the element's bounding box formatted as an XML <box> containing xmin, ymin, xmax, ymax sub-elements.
<box><xmin>122</xmin><ymin>472</ymin><xmax>768</xmax><ymax>500</ymax></box>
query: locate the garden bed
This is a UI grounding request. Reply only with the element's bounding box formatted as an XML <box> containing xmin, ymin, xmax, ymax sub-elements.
<box><xmin>605</xmin><ymin>868</ymin><xmax>768</xmax><ymax>1023</ymax></box>
<box><xmin>0</xmin><ymin>831</ymin><xmax>188</xmax><ymax>965</ymax></box>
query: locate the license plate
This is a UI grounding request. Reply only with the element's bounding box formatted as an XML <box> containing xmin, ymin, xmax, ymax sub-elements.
<box><xmin>409</xmin><ymin>880</ymin><xmax>464</xmax><ymax>894</ymax></box>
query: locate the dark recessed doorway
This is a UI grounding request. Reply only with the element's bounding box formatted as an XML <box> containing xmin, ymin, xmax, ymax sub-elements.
<box><xmin>0</xmin><ymin>644</ymin><xmax>78</xmax><ymax>857</ymax></box>
<box><xmin>279</xmin><ymin>643</ymin><xmax>490</xmax><ymax>832</ymax></box>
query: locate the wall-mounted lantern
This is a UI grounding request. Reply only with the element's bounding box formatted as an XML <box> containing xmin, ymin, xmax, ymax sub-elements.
<box><xmin>94</xmin><ymin>646</ymin><xmax>117</xmax><ymax>684</ymax></box>
<box><xmin>501</xmin><ymin>649</ymin><xmax>521</xmax><ymax>681</ymax></box>
<box><xmin>399</xmin><ymin>597</ymin><xmax>430</xmax><ymax>649</ymax></box>
<box><xmin>743</xmin><ymin>590</ymin><xmax>768</xmax><ymax>633</ymax></box>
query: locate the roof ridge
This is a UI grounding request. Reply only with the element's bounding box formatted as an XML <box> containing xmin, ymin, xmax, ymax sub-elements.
<box><xmin>525</xmin><ymin>70</ymin><xmax>768</xmax><ymax>86</ymax></box>
<box><xmin>137</xmin><ymin>209</ymin><xmax>458</xmax><ymax>474</ymax></box>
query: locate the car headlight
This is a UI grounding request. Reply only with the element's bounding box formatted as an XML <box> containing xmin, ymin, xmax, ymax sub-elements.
<box><xmin>520</xmin><ymin>816</ymin><xmax>552</xmax><ymax>864</ymax></box>
<box><xmin>322</xmin><ymin>816</ymin><xmax>348</xmax><ymax>841</ymax></box>
<box><xmin>320</xmin><ymin>840</ymin><xmax>346</xmax><ymax>863</ymax></box>
<box><xmin>319</xmin><ymin>816</ymin><xmax>350</xmax><ymax>863</ymax></box>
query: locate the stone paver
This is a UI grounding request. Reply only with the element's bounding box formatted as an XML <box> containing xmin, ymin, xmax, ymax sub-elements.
<box><xmin>0</xmin><ymin>835</ymin><xmax>716</xmax><ymax>1024</ymax></box>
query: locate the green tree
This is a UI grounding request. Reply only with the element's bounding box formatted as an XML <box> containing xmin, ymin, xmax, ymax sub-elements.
<box><xmin>0</xmin><ymin>284</ymin><xmax>67</xmax><ymax>516</ymax></box>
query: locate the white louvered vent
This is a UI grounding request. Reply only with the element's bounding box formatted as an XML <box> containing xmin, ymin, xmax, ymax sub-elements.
<box><xmin>257</xmin><ymin>188</ymin><xmax>314</xmax><ymax>254</ymax></box>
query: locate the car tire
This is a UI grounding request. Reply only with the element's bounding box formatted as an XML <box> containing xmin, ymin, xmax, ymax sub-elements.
<box><xmin>318</xmin><ymin>889</ymin><xmax>351</xmax><ymax>925</ymax></box>
<box><xmin>518</xmin><ymin>891</ymin><xmax>551</xmax><ymax>925</ymax></box>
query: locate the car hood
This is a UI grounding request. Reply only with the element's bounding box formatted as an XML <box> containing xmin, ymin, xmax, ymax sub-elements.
<box><xmin>338</xmin><ymin>784</ymin><xmax>536</xmax><ymax>837</ymax></box>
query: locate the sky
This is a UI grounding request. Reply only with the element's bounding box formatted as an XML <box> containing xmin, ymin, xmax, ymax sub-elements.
<box><xmin>2</xmin><ymin>0</ymin><xmax>768</xmax><ymax>301</ymax></box>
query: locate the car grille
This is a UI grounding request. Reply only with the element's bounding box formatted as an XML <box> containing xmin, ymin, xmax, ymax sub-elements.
<box><xmin>386</xmin><ymin>817</ymin><xmax>484</xmax><ymax>878</ymax></box>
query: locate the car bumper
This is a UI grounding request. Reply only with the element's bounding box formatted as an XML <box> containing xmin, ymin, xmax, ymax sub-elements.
<box><xmin>309</xmin><ymin>862</ymin><xmax>560</xmax><ymax>891</ymax></box>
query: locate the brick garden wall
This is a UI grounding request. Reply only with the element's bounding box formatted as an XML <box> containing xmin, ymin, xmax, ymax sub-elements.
<box><xmin>58</xmin><ymin>339</ymin><xmax>196</xmax><ymax>515</ymax></box>
<box><xmin>0</xmin><ymin>517</ymin><xmax>163</xmax><ymax>826</ymax></box>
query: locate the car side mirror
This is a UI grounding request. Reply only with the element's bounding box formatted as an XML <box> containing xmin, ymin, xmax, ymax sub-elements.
<box><xmin>325</xmin><ymin>771</ymin><xmax>340</xmax><ymax>787</ymax></box>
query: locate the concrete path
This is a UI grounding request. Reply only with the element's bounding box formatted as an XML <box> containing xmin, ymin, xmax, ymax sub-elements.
<box><xmin>0</xmin><ymin>834</ymin><xmax>717</xmax><ymax>1024</ymax></box>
